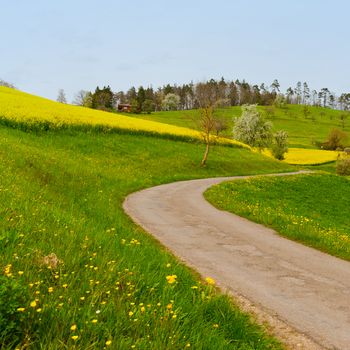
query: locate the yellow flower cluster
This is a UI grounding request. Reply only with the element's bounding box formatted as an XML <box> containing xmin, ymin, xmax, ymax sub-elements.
<box><xmin>166</xmin><ymin>275</ymin><xmax>177</xmax><ymax>284</ymax></box>
<box><xmin>263</xmin><ymin>148</ymin><xmax>341</xmax><ymax>165</ymax></box>
<box><xmin>0</xmin><ymin>87</ymin><xmax>248</xmax><ymax>148</ymax></box>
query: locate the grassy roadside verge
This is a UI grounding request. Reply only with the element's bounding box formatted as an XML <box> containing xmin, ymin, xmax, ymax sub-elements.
<box><xmin>205</xmin><ymin>173</ymin><xmax>350</xmax><ymax>260</ymax></box>
<box><xmin>0</xmin><ymin>126</ymin><xmax>292</xmax><ymax>349</ymax></box>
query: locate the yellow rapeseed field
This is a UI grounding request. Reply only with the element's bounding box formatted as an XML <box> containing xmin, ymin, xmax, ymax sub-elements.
<box><xmin>0</xmin><ymin>87</ymin><xmax>248</xmax><ymax>148</ymax></box>
<box><xmin>283</xmin><ymin>148</ymin><xmax>340</xmax><ymax>165</ymax></box>
<box><xmin>263</xmin><ymin>148</ymin><xmax>340</xmax><ymax>165</ymax></box>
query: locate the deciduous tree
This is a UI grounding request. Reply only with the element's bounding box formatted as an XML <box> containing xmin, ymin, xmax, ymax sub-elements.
<box><xmin>233</xmin><ymin>105</ymin><xmax>272</xmax><ymax>149</ymax></box>
<box><xmin>57</xmin><ymin>89</ymin><xmax>67</xmax><ymax>104</ymax></box>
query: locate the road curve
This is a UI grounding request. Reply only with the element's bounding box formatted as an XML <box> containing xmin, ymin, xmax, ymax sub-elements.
<box><xmin>123</xmin><ymin>171</ymin><xmax>350</xmax><ymax>350</ymax></box>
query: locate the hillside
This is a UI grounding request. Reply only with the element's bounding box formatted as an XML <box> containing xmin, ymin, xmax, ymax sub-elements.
<box><xmin>0</xmin><ymin>89</ymin><xmax>293</xmax><ymax>349</ymax></box>
<box><xmin>132</xmin><ymin>105</ymin><xmax>350</xmax><ymax>149</ymax></box>
<box><xmin>0</xmin><ymin>87</ymin><xmax>246</xmax><ymax>148</ymax></box>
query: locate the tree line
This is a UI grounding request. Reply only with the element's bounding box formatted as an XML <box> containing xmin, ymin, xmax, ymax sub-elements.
<box><xmin>0</xmin><ymin>77</ymin><xmax>349</xmax><ymax>112</ymax></box>
<box><xmin>67</xmin><ymin>78</ymin><xmax>350</xmax><ymax>112</ymax></box>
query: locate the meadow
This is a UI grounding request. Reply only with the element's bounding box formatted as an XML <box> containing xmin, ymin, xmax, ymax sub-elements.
<box><xmin>0</xmin><ymin>86</ymin><xmax>344</xmax><ymax>166</ymax></box>
<box><xmin>1</xmin><ymin>86</ymin><xmax>348</xmax><ymax>349</ymax></box>
<box><xmin>132</xmin><ymin>104</ymin><xmax>350</xmax><ymax>149</ymax></box>
<box><xmin>0</xmin><ymin>124</ymin><xmax>293</xmax><ymax>349</ymax></box>
<box><xmin>205</xmin><ymin>173</ymin><xmax>350</xmax><ymax>260</ymax></box>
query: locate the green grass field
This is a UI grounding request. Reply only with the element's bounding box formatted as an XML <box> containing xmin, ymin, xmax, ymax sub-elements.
<box><xmin>131</xmin><ymin>105</ymin><xmax>350</xmax><ymax>148</ymax></box>
<box><xmin>205</xmin><ymin>173</ymin><xmax>350</xmax><ymax>260</ymax></box>
<box><xmin>0</xmin><ymin>126</ymin><xmax>293</xmax><ymax>349</ymax></box>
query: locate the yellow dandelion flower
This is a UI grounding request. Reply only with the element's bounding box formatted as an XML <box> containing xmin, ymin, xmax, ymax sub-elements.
<box><xmin>91</xmin><ymin>319</ymin><xmax>98</xmax><ymax>324</ymax></box>
<box><xmin>48</xmin><ymin>287</ymin><xmax>54</xmax><ymax>293</ymax></box>
<box><xmin>71</xmin><ymin>335</ymin><xmax>78</xmax><ymax>341</ymax></box>
<box><xmin>70</xmin><ymin>324</ymin><xmax>77</xmax><ymax>331</ymax></box>
<box><xmin>128</xmin><ymin>311</ymin><xmax>134</xmax><ymax>317</ymax></box>
<box><xmin>166</xmin><ymin>275</ymin><xmax>177</xmax><ymax>284</ymax></box>
<box><xmin>17</xmin><ymin>307</ymin><xmax>25</xmax><ymax>312</ymax></box>
<box><xmin>167</xmin><ymin>303</ymin><xmax>172</xmax><ymax>310</ymax></box>
<box><xmin>140</xmin><ymin>306</ymin><xmax>145</xmax><ymax>312</ymax></box>
<box><xmin>205</xmin><ymin>277</ymin><xmax>215</xmax><ymax>285</ymax></box>
<box><xmin>62</xmin><ymin>284</ymin><xmax>68</xmax><ymax>288</ymax></box>
<box><xmin>213</xmin><ymin>323</ymin><xmax>219</xmax><ymax>328</ymax></box>
<box><xmin>30</xmin><ymin>300</ymin><xmax>37</xmax><ymax>308</ymax></box>
<box><xmin>36</xmin><ymin>308</ymin><xmax>42</xmax><ymax>313</ymax></box>
<box><xmin>105</xmin><ymin>340</ymin><xmax>112</xmax><ymax>346</ymax></box>
<box><xmin>18</xmin><ymin>271</ymin><xmax>24</xmax><ymax>276</ymax></box>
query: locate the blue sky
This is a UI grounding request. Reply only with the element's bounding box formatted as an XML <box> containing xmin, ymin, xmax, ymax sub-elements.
<box><xmin>1</xmin><ymin>0</ymin><xmax>349</xmax><ymax>101</ymax></box>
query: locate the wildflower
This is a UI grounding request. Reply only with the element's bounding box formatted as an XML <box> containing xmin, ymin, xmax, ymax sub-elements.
<box><xmin>167</xmin><ymin>303</ymin><xmax>172</xmax><ymax>310</ymax></box>
<box><xmin>18</xmin><ymin>271</ymin><xmax>24</xmax><ymax>276</ymax></box>
<box><xmin>205</xmin><ymin>277</ymin><xmax>215</xmax><ymax>285</ymax></box>
<box><xmin>166</xmin><ymin>263</ymin><xmax>171</xmax><ymax>267</ymax></box>
<box><xmin>105</xmin><ymin>340</ymin><xmax>112</xmax><ymax>346</ymax></box>
<box><xmin>30</xmin><ymin>300</ymin><xmax>37</xmax><ymax>308</ymax></box>
<box><xmin>140</xmin><ymin>306</ymin><xmax>145</xmax><ymax>313</ymax></box>
<box><xmin>37</xmin><ymin>308</ymin><xmax>42</xmax><ymax>313</ymax></box>
<box><xmin>166</xmin><ymin>275</ymin><xmax>177</xmax><ymax>284</ymax></box>
<box><xmin>62</xmin><ymin>284</ymin><xmax>68</xmax><ymax>288</ymax></box>
<box><xmin>91</xmin><ymin>319</ymin><xmax>98</xmax><ymax>324</ymax></box>
<box><xmin>71</xmin><ymin>335</ymin><xmax>78</xmax><ymax>341</ymax></box>
<box><xmin>213</xmin><ymin>323</ymin><xmax>219</xmax><ymax>328</ymax></box>
<box><xmin>48</xmin><ymin>287</ymin><xmax>54</xmax><ymax>293</ymax></box>
<box><xmin>70</xmin><ymin>324</ymin><xmax>77</xmax><ymax>331</ymax></box>
<box><xmin>17</xmin><ymin>307</ymin><xmax>25</xmax><ymax>312</ymax></box>
<box><xmin>128</xmin><ymin>311</ymin><xmax>134</xmax><ymax>316</ymax></box>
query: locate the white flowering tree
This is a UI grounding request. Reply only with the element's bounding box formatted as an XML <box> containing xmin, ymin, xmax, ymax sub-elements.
<box><xmin>233</xmin><ymin>104</ymin><xmax>272</xmax><ymax>149</ymax></box>
<box><xmin>161</xmin><ymin>93</ymin><xmax>180</xmax><ymax>111</ymax></box>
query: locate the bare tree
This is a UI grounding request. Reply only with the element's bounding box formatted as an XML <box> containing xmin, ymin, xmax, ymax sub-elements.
<box><xmin>73</xmin><ymin>90</ymin><xmax>89</xmax><ymax>106</ymax></box>
<box><xmin>214</xmin><ymin>117</ymin><xmax>229</xmax><ymax>136</ymax></box>
<box><xmin>57</xmin><ymin>89</ymin><xmax>67</xmax><ymax>104</ymax></box>
<box><xmin>195</xmin><ymin>83</ymin><xmax>219</xmax><ymax>166</ymax></box>
<box><xmin>0</xmin><ymin>79</ymin><xmax>15</xmax><ymax>88</ymax></box>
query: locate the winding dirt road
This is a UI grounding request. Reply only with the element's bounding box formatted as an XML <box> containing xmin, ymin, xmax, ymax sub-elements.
<box><xmin>123</xmin><ymin>172</ymin><xmax>350</xmax><ymax>350</ymax></box>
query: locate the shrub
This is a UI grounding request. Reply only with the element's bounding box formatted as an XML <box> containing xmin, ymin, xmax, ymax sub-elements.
<box><xmin>336</xmin><ymin>157</ymin><xmax>350</xmax><ymax>176</ymax></box>
<box><xmin>271</xmin><ymin>130</ymin><xmax>288</xmax><ymax>160</ymax></box>
<box><xmin>0</xmin><ymin>275</ymin><xmax>27</xmax><ymax>345</ymax></box>
<box><xmin>322</xmin><ymin>128</ymin><xmax>348</xmax><ymax>150</ymax></box>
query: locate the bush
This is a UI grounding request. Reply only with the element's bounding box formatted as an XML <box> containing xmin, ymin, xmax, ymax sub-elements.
<box><xmin>336</xmin><ymin>158</ymin><xmax>350</xmax><ymax>176</ymax></box>
<box><xmin>271</xmin><ymin>130</ymin><xmax>288</xmax><ymax>160</ymax></box>
<box><xmin>322</xmin><ymin>128</ymin><xmax>348</xmax><ymax>150</ymax></box>
<box><xmin>0</xmin><ymin>275</ymin><xmax>27</xmax><ymax>345</ymax></box>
